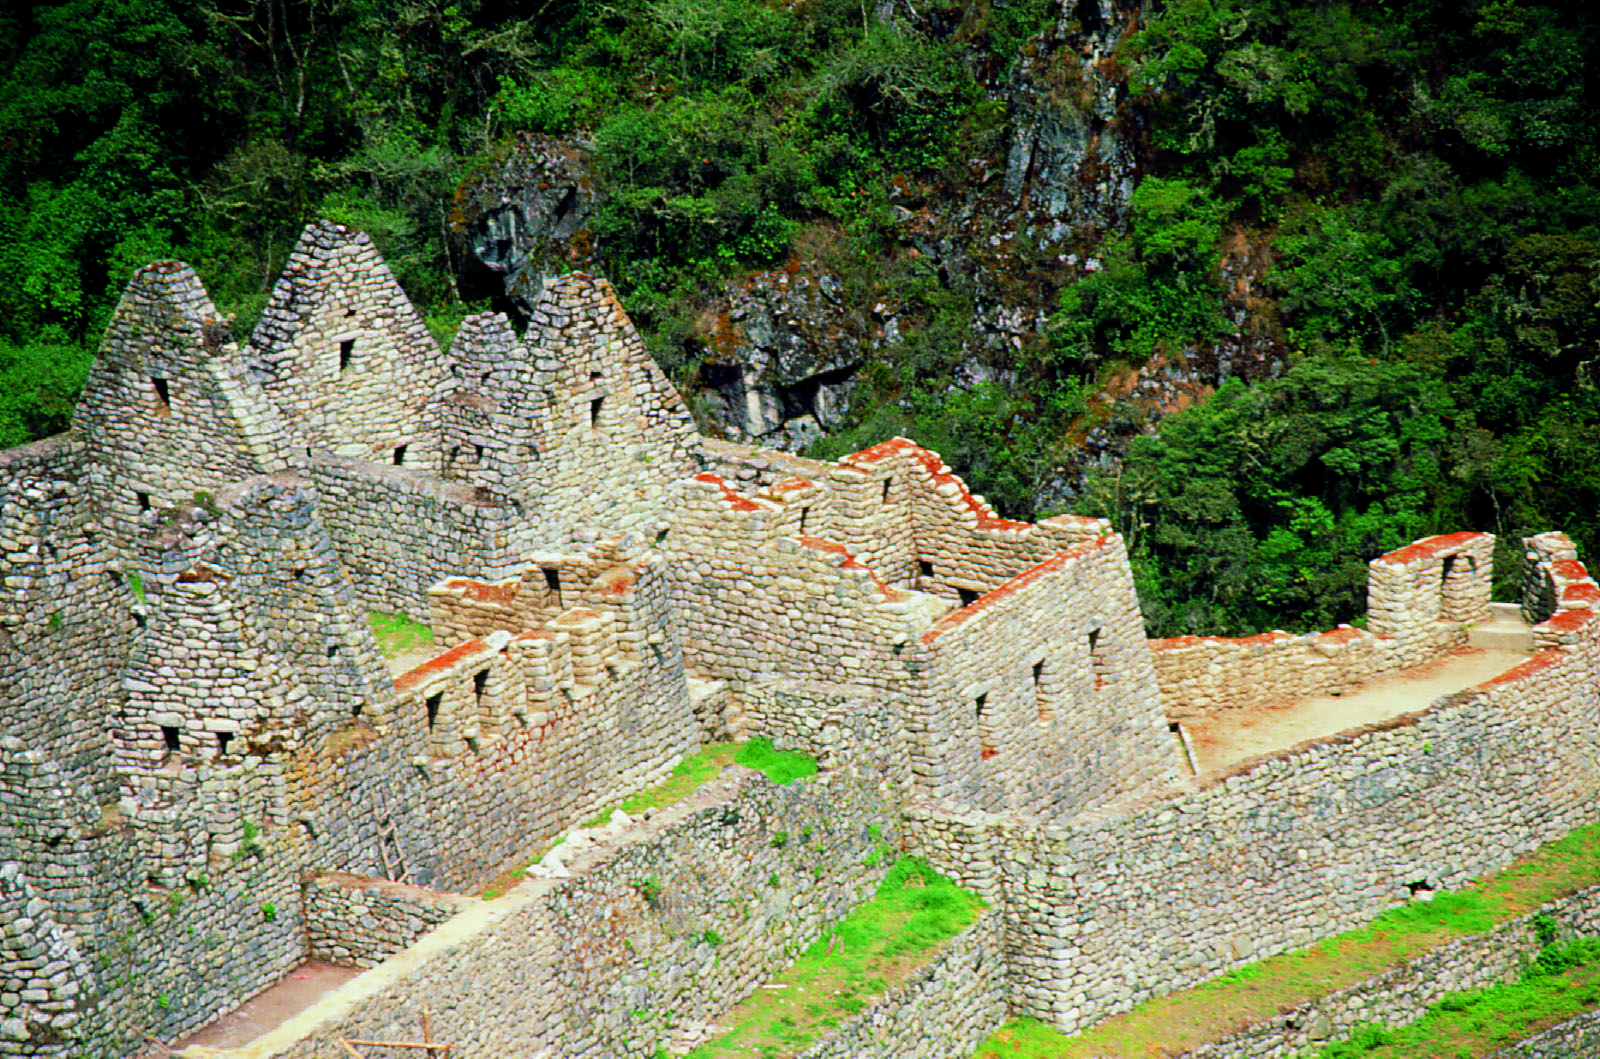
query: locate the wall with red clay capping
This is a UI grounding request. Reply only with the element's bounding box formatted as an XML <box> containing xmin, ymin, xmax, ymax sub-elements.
<box><xmin>663</xmin><ymin>469</ymin><xmax>1180</xmax><ymax>812</ymax></box>
<box><xmin>426</xmin><ymin>534</ymin><xmax>661</xmax><ymax>645</ymax></box>
<box><xmin>1367</xmin><ymin>531</ymin><xmax>1495</xmax><ymax>668</ymax></box>
<box><xmin>1528</xmin><ymin>550</ymin><xmax>1600</xmax><ymax>651</ymax></box>
<box><xmin>906</xmin><ymin>534</ymin><xmax>1181</xmax><ymax>813</ymax></box>
<box><xmin>288</xmin><ymin>547</ymin><xmax>698</xmax><ymax>893</ymax></box>
<box><xmin>834</xmin><ymin>437</ymin><xmax>1109</xmax><ymax>602</ymax></box>
<box><xmin>1152</xmin><ymin>533</ymin><xmax>1497</xmax><ymax>717</ymax></box>
<box><xmin>699</xmin><ymin>436</ymin><xmax>1109</xmax><ymax>601</ymax></box>
<box><xmin>907</xmin><ymin>627</ymin><xmax>1600</xmax><ymax>1038</ymax></box>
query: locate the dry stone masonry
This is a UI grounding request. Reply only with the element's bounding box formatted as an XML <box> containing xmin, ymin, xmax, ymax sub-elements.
<box><xmin>1</xmin><ymin>222</ymin><xmax>1597</xmax><ymax>1057</ymax></box>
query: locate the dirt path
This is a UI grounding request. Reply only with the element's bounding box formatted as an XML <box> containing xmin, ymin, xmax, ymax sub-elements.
<box><xmin>172</xmin><ymin>961</ymin><xmax>360</xmax><ymax>1051</ymax></box>
<box><xmin>1184</xmin><ymin>646</ymin><xmax>1529</xmax><ymax>773</ymax></box>
<box><xmin>385</xmin><ymin>647</ymin><xmax>437</xmax><ymax>678</ymax></box>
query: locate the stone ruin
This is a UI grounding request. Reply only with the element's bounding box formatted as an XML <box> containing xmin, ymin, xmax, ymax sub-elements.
<box><xmin>1</xmin><ymin>220</ymin><xmax>1598</xmax><ymax>1057</ymax></box>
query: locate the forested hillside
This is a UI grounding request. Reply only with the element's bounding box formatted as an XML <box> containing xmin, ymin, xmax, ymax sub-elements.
<box><xmin>1</xmin><ymin>0</ymin><xmax>1595</xmax><ymax>636</ymax></box>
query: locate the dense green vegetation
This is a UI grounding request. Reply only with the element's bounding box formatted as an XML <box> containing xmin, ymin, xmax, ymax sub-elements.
<box><xmin>1063</xmin><ymin>0</ymin><xmax>1600</xmax><ymax>635</ymax></box>
<box><xmin>2</xmin><ymin>0</ymin><xmax>1596</xmax><ymax>636</ymax></box>
<box><xmin>0</xmin><ymin>0</ymin><xmax>1030</xmax><ymax>446</ymax></box>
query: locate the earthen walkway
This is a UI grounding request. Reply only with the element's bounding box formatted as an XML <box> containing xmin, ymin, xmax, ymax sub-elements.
<box><xmin>1183</xmin><ymin>641</ymin><xmax>1530</xmax><ymax>774</ymax></box>
<box><xmin>168</xmin><ymin>962</ymin><xmax>360</xmax><ymax>1052</ymax></box>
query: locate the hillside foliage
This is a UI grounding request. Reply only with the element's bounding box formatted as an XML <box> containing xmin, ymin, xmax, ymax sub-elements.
<box><xmin>0</xmin><ymin>0</ymin><xmax>1596</xmax><ymax>636</ymax></box>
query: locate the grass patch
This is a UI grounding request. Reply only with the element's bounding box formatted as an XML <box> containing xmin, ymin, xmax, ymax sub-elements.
<box><xmin>735</xmin><ymin>738</ymin><xmax>818</xmax><ymax>786</ymax></box>
<box><xmin>482</xmin><ymin>743</ymin><xmax>744</xmax><ymax>896</ymax></box>
<box><xmin>1314</xmin><ymin>938</ymin><xmax>1600</xmax><ymax>1057</ymax></box>
<box><xmin>687</xmin><ymin>857</ymin><xmax>985</xmax><ymax>1058</ymax></box>
<box><xmin>973</xmin><ymin>817</ymin><xmax>1600</xmax><ymax>1058</ymax></box>
<box><xmin>581</xmin><ymin>743</ymin><xmax>743</xmax><ymax>828</ymax></box>
<box><xmin>368</xmin><ymin>610</ymin><xmax>433</xmax><ymax>659</ymax></box>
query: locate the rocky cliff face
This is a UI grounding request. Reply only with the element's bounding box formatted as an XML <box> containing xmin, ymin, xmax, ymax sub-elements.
<box><xmin>449</xmin><ymin>1</ymin><xmax>1149</xmax><ymax>458</ymax></box>
<box><xmin>451</xmin><ymin>135</ymin><xmax>601</xmax><ymax>316</ymax></box>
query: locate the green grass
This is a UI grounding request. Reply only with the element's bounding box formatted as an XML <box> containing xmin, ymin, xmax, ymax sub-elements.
<box><xmin>581</xmin><ymin>742</ymin><xmax>744</xmax><ymax>828</ymax></box>
<box><xmin>734</xmin><ymin>738</ymin><xmax>818</xmax><ymax>787</ymax></box>
<box><xmin>973</xmin><ymin>816</ymin><xmax>1600</xmax><ymax>1058</ymax></box>
<box><xmin>687</xmin><ymin>857</ymin><xmax>985</xmax><ymax>1058</ymax></box>
<box><xmin>368</xmin><ymin>610</ymin><xmax>434</xmax><ymax>659</ymax></box>
<box><xmin>1314</xmin><ymin>938</ymin><xmax>1600</xmax><ymax>1057</ymax></box>
<box><xmin>484</xmin><ymin>742</ymin><xmax>747</xmax><ymax>896</ymax></box>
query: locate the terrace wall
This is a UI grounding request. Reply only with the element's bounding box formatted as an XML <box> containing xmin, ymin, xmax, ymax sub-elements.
<box><xmin>792</xmin><ymin>909</ymin><xmax>1008</xmax><ymax>1059</ymax></box>
<box><xmin>253</xmin><ymin>762</ymin><xmax>899</xmax><ymax>1059</ymax></box>
<box><xmin>1185</xmin><ymin>884</ymin><xmax>1600</xmax><ymax>1058</ymax></box>
<box><xmin>908</xmin><ymin>613</ymin><xmax>1600</xmax><ymax>1033</ymax></box>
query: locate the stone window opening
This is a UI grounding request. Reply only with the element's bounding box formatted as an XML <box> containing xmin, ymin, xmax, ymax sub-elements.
<box><xmin>392</xmin><ymin>444</ymin><xmax>407</xmax><ymax>466</ymax></box>
<box><xmin>136</xmin><ymin>491</ymin><xmax>152</xmax><ymax>512</ymax></box>
<box><xmin>151</xmin><ymin>376</ymin><xmax>171</xmax><ymax>413</ymax></box>
<box><xmin>133</xmin><ymin>612</ymin><xmax>147</xmax><ymax>630</ymax></box>
<box><xmin>473</xmin><ymin>444</ymin><xmax>484</xmax><ymax>462</ymax></box>
<box><xmin>473</xmin><ymin>668</ymin><xmax>490</xmax><ymax>713</ymax></box>
<box><xmin>1088</xmin><ymin>627</ymin><xmax>1108</xmax><ymax>688</ymax></box>
<box><xmin>326</xmin><ymin>644</ymin><xmax>339</xmax><ymax>658</ymax></box>
<box><xmin>425</xmin><ymin>691</ymin><xmax>443</xmax><ymax>730</ymax></box>
<box><xmin>216</xmin><ymin>731</ymin><xmax>233</xmax><ymax>755</ymax></box>
<box><xmin>161</xmin><ymin>726</ymin><xmax>181</xmax><ymax>753</ymax></box>
<box><xmin>543</xmin><ymin>567</ymin><xmax>561</xmax><ymax>598</ymax></box>
<box><xmin>882</xmin><ymin>477</ymin><xmax>893</xmax><ymax>504</ymax></box>
<box><xmin>590</xmin><ymin>395</ymin><xmax>604</xmax><ymax>427</ymax></box>
<box><xmin>918</xmin><ymin>559</ymin><xmax>934</xmax><ymax>581</ymax></box>
<box><xmin>958</xmin><ymin>586</ymin><xmax>980</xmax><ymax>607</ymax></box>
<box><xmin>799</xmin><ymin>506</ymin><xmax>811</xmax><ymax>533</ymax></box>
<box><xmin>1441</xmin><ymin>553</ymin><xmax>1478</xmax><ymax>622</ymax></box>
<box><xmin>339</xmin><ymin>339</ymin><xmax>354</xmax><ymax>371</ymax></box>
<box><xmin>654</xmin><ymin>527</ymin><xmax>670</xmax><ymax>547</ymax></box>
<box><xmin>976</xmin><ymin>693</ymin><xmax>996</xmax><ymax>760</ymax></box>
<box><xmin>1033</xmin><ymin>658</ymin><xmax>1052</xmax><ymax>722</ymax></box>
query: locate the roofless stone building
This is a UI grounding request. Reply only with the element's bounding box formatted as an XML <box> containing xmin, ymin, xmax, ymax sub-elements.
<box><xmin>2</xmin><ymin>222</ymin><xmax>1597</xmax><ymax>1057</ymax></box>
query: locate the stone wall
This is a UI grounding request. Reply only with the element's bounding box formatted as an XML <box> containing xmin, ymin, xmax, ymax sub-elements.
<box><xmin>833</xmin><ymin>438</ymin><xmax>1106</xmax><ymax>601</ymax></box>
<box><xmin>1366</xmin><ymin>531</ymin><xmax>1495</xmax><ymax>667</ymax></box>
<box><xmin>791</xmin><ymin>909</ymin><xmax>1008</xmax><ymax>1059</ymax></box>
<box><xmin>305</xmin><ymin>457</ymin><xmax>528</xmax><ymax>620</ymax></box>
<box><xmin>246</xmin><ymin>221</ymin><xmax>447</xmax><ymax>465</ymax></box>
<box><xmin>1153</xmin><ymin>532</ymin><xmax>1495</xmax><ymax>717</ymax></box>
<box><xmin>425</xmin><ymin>534</ymin><xmax>662</xmax><ymax>645</ymax></box>
<box><xmin>304</xmin><ymin>872</ymin><xmax>468</xmax><ymax>968</ymax></box>
<box><xmin>1522</xmin><ymin>531</ymin><xmax>1580</xmax><ymax>623</ymax></box>
<box><xmin>0</xmin><ymin>736</ymin><xmax>308</xmax><ymax>1058</ymax></box>
<box><xmin>1493</xmin><ymin>1007</ymin><xmax>1600</xmax><ymax>1057</ymax></box>
<box><xmin>908</xmin><ymin>534</ymin><xmax>1180</xmax><ymax>812</ymax></box>
<box><xmin>661</xmin><ymin>471</ymin><xmax>934</xmax><ymax>702</ymax></box>
<box><xmin>663</xmin><ymin>468</ymin><xmax>1179</xmax><ymax>813</ymax></box>
<box><xmin>514</xmin><ymin>273</ymin><xmax>704</xmax><ymax>535</ymax></box>
<box><xmin>1183</xmin><ymin>884</ymin><xmax>1600</xmax><ymax>1058</ymax></box>
<box><xmin>71</xmin><ymin>261</ymin><xmax>293</xmax><ymax>547</ymax></box>
<box><xmin>0</xmin><ymin>437</ymin><xmax>136</xmax><ymax>800</ymax></box>
<box><xmin>249</xmin><ymin>761</ymin><xmax>898</xmax><ymax>1059</ymax></box>
<box><xmin>908</xmin><ymin>621</ymin><xmax>1600</xmax><ymax>1033</ymax></box>
<box><xmin>290</xmin><ymin>546</ymin><xmax>698</xmax><ymax>892</ymax></box>
<box><xmin>1150</xmin><ymin>627</ymin><xmax>1382</xmax><ymax>719</ymax></box>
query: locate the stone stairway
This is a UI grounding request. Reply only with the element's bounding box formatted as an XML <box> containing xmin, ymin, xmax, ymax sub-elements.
<box><xmin>1468</xmin><ymin>602</ymin><xmax>1534</xmax><ymax>653</ymax></box>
